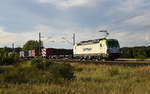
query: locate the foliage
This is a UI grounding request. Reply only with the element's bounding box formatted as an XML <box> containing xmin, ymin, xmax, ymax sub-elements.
<box><xmin>0</xmin><ymin>51</ymin><xmax>19</xmax><ymax>65</ymax></box>
<box><xmin>120</xmin><ymin>46</ymin><xmax>150</xmax><ymax>58</ymax></box>
<box><xmin>23</xmin><ymin>40</ymin><xmax>39</xmax><ymax>51</ymax></box>
<box><xmin>31</xmin><ymin>57</ymin><xmax>53</xmax><ymax>70</ymax></box>
<box><xmin>0</xmin><ymin>59</ymin><xmax>75</xmax><ymax>84</ymax></box>
<box><xmin>31</xmin><ymin>57</ymin><xmax>75</xmax><ymax>80</ymax></box>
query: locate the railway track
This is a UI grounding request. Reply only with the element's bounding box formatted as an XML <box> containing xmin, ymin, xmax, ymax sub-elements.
<box><xmin>51</xmin><ymin>59</ymin><xmax>150</xmax><ymax>66</ymax></box>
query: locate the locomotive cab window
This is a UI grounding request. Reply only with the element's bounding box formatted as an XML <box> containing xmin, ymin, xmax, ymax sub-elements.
<box><xmin>107</xmin><ymin>40</ymin><xmax>120</xmax><ymax>48</ymax></box>
<box><xmin>100</xmin><ymin>44</ymin><xmax>102</xmax><ymax>47</ymax></box>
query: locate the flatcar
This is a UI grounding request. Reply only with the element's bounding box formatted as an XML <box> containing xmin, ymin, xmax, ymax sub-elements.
<box><xmin>73</xmin><ymin>38</ymin><xmax>120</xmax><ymax>60</ymax></box>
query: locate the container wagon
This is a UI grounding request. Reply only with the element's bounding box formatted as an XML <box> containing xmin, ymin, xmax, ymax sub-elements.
<box><xmin>42</xmin><ymin>48</ymin><xmax>73</xmax><ymax>59</ymax></box>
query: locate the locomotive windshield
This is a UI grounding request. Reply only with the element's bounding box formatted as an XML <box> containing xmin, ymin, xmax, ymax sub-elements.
<box><xmin>107</xmin><ymin>40</ymin><xmax>120</xmax><ymax>48</ymax></box>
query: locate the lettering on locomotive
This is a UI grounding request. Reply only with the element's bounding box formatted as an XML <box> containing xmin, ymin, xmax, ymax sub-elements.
<box><xmin>83</xmin><ymin>48</ymin><xmax>92</xmax><ymax>51</ymax></box>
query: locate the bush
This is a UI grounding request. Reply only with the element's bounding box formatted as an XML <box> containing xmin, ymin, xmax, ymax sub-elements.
<box><xmin>0</xmin><ymin>58</ymin><xmax>75</xmax><ymax>84</ymax></box>
<box><xmin>31</xmin><ymin>57</ymin><xmax>53</xmax><ymax>70</ymax></box>
<box><xmin>49</xmin><ymin>63</ymin><xmax>75</xmax><ymax>81</ymax></box>
<box><xmin>31</xmin><ymin>57</ymin><xmax>75</xmax><ymax>81</ymax></box>
<box><xmin>0</xmin><ymin>67</ymin><xmax>54</xmax><ymax>84</ymax></box>
<box><xmin>0</xmin><ymin>51</ymin><xmax>19</xmax><ymax>65</ymax></box>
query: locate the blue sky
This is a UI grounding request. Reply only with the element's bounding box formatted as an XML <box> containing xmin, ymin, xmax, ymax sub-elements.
<box><xmin>0</xmin><ymin>0</ymin><xmax>150</xmax><ymax>48</ymax></box>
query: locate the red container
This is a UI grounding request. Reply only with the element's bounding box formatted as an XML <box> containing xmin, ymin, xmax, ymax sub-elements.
<box><xmin>32</xmin><ymin>50</ymin><xmax>39</xmax><ymax>57</ymax></box>
<box><xmin>42</xmin><ymin>48</ymin><xmax>53</xmax><ymax>57</ymax></box>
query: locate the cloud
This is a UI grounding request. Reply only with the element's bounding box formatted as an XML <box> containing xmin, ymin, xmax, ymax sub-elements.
<box><xmin>124</xmin><ymin>13</ymin><xmax>150</xmax><ymax>27</ymax></box>
<box><xmin>108</xmin><ymin>0</ymin><xmax>149</xmax><ymax>16</ymax></box>
<box><xmin>37</xmin><ymin>0</ymin><xmax>102</xmax><ymax>9</ymax></box>
<box><xmin>106</xmin><ymin>24</ymin><xmax>150</xmax><ymax>47</ymax></box>
<box><xmin>117</xmin><ymin>0</ymin><xmax>144</xmax><ymax>12</ymax></box>
<box><xmin>0</xmin><ymin>27</ymin><xmax>17</xmax><ymax>43</ymax></box>
<box><xmin>0</xmin><ymin>0</ymin><xmax>150</xmax><ymax>48</ymax></box>
<box><xmin>0</xmin><ymin>27</ymin><xmax>38</xmax><ymax>47</ymax></box>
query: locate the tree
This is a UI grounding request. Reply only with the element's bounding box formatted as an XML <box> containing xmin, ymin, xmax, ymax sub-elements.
<box><xmin>23</xmin><ymin>40</ymin><xmax>39</xmax><ymax>51</ymax></box>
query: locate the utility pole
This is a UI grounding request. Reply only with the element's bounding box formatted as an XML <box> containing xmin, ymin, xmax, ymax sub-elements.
<box><xmin>39</xmin><ymin>32</ymin><xmax>41</xmax><ymax>56</ymax></box>
<box><xmin>72</xmin><ymin>33</ymin><xmax>76</xmax><ymax>58</ymax></box>
<box><xmin>12</xmin><ymin>43</ymin><xmax>14</xmax><ymax>51</ymax></box>
<box><xmin>73</xmin><ymin>33</ymin><xmax>75</xmax><ymax>46</ymax></box>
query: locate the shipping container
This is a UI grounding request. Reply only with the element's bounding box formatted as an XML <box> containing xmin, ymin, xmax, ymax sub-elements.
<box><xmin>24</xmin><ymin>51</ymin><xmax>29</xmax><ymax>57</ymax></box>
<box><xmin>42</xmin><ymin>48</ymin><xmax>73</xmax><ymax>58</ymax></box>
<box><xmin>28</xmin><ymin>50</ymin><xmax>32</xmax><ymax>57</ymax></box>
<box><xmin>20</xmin><ymin>51</ymin><xmax>24</xmax><ymax>57</ymax></box>
<box><xmin>32</xmin><ymin>50</ymin><xmax>39</xmax><ymax>57</ymax></box>
<box><xmin>42</xmin><ymin>48</ymin><xmax>53</xmax><ymax>57</ymax></box>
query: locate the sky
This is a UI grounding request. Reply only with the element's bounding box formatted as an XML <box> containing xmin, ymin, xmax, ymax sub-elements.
<box><xmin>0</xmin><ymin>0</ymin><xmax>150</xmax><ymax>48</ymax></box>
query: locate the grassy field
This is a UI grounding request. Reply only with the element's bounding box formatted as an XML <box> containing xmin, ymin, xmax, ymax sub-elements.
<box><xmin>0</xmin><ymin>61</ymin><xmax>150</xmax><ymax>94</ymax></box>
<box><xmin>117</xmin><ymin>58</ymin><xmax>150</xmax><ymax>61</ymax></box>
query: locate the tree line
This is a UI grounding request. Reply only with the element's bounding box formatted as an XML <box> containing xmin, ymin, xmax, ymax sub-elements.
<box><xmin>120</xmin><ymin>46</ymin><xmax>150</xmax><ymax>58</ymax></box>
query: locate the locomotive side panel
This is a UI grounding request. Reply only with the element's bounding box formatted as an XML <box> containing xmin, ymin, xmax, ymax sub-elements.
<box><xmin>74</xmin><ymin>43</ymin><xmax>100</xmax><ymax>55</ymax></box>
<box><xmin>74</xmin><ymin>40</ymin><xmax>107</xmax><ymax>57</ymax></box>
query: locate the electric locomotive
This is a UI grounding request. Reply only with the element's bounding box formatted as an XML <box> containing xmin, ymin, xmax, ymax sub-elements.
<box><xmin>73</xmin><ymin>38</ymin><xmax>120</xmax><ymax>60</ymax></box>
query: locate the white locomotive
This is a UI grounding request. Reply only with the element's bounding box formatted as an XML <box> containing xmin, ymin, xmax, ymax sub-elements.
<box><xmin>73</xmin><ymin>38</ymin><xmax>120</xmax><ymax>60</ymax></box>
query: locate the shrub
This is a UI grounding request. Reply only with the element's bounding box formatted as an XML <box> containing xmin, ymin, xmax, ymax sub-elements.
<box><xmin>31</xmin><ymin>57</ymin><xmax>53</xmax><ymax>70</ymax></box>
<box><xmin>0</xmin><ymin>59</ymin><xmax>75</xmax><ymax>84</ymax></box>
<box><xmin>0</xmin><ymin>67</ymin><xmax>53</xmax><ymax>84</ymax></box>
<box><xmin>49</xmin><ymin>63</ymin><xmax>75</xmax><ymax>81</ymax></box>
<box><xmin>31</xmin><ymin>57</ymin><xmax>75</xmax><ymax>81</ymax></box>
<box><xmin>0</xmin><ymin>51</ymin><xmax>19</xmax><ymax>65</ymax></box>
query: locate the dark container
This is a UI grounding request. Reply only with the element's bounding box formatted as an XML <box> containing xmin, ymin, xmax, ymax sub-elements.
<box><xmin>24</xmin><ymin>51</ymin><xmax>29</xmax><ymax>57</ymax></box>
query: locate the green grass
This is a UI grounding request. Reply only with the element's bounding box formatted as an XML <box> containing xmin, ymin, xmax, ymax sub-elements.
<box><xmin>117</xmin><ymin>58</ymin><xmax>150</xmax><ymax>61</ymax></box>
<box><xmin>1</xmin><ymin>62</ymin><xmax>150</xmax><ymax>94</ymax></box>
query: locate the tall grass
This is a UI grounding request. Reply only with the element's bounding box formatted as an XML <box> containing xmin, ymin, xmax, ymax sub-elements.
<box><xmin>1</xmin><ymin>62</ymin><xmax>150</xmax><ymax>94</ymax></box>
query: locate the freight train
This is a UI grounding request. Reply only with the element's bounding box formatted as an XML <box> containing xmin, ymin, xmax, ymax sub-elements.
<box><xmin>17</xmin><ymin>38</ymin><xmax>120</xmax><ymax>60</ymax></box>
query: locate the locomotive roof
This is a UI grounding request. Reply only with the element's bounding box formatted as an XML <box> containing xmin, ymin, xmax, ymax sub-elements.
<box><xmin>77</xmin><ymin>38</ymin><xmax>117</xmax><ymax>46</ymax></box>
